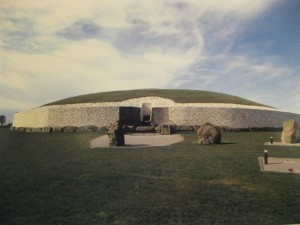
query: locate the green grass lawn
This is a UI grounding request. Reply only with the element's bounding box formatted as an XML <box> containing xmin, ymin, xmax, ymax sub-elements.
<box><xmin>0</xmin><ymin>129</ymin><xmax>299</xmax><ymax>225</ymax></box>
<box><xmin>44</xmin><ymin>89</ymin><xmax>269</xmax><ymax>107</ymax></box>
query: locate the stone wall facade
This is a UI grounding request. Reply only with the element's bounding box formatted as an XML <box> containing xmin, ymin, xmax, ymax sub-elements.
<box><xmin>12</xmin><ymin>97</ymin><xmax>300</xmax><ymax>131</ymax></box>
<box><xmin>13</xmin><ymin>107</ymin><xmax>50</xmax><ymax>128</ymax></box>
<box><xmin>168</xmin><ymin>107</ymin><xmax>300</xmax><ymax>128</ymax></box>
<box><xmin>13</xmin><ymin>105</ymin><xmax>120</xmax><ymax>129</ymax></box>
<box><xmin>152</xmin><ymin>108</ymin><xmax>169</xmax><ymax>124</ymax></box>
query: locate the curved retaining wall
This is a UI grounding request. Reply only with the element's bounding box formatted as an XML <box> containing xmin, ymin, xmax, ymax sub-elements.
<box><xmin>13</xmin><ymin>106</ymin><xmax>120</xmax><ymax>129</ymax></box>
<box><xmin>167</xmin><ymin>107</ymin><xmax>300</xmax><ymax>128</ymax></box>
<box><xmin>12</xmin><ymin>97</ymin><xmax>300</xmax><ymax>130</ymax></box>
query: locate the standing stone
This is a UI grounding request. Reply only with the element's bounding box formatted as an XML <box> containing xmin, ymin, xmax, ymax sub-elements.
<box><xmin>107</xmin><ymin>121</ymin><xmax>125</xmax><ymax>146</ymax></box>
<box><xmin>281</xmin><ymin>119</ymin><xmax>300</xmax><ymax>143</ymax></box>
<box><xmin>197</xmin><ymin>123</ymin><xmax>221</xmax><ymax>145</ymax></box>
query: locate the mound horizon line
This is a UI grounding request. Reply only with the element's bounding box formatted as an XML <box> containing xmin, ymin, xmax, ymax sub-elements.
<box><xmin>43</xmin><ymin>88</ymin><xmax>271</xmax><ymax>108</ymax></box>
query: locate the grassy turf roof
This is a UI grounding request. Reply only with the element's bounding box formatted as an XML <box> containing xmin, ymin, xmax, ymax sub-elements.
<box><xmin>44</xmin><ymin>89</ymin><xmax>270</xmax><ymax>107</ymax></box>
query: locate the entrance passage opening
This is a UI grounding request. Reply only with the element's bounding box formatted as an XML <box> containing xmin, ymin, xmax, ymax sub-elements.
<box><xmin>141</xmin><ymin>103</ymin><xmax>152</xmax><ymax>122</ymax></box>
<box><xmin>143</xmin><ymin>115</ymin><xmax>150</xmax><ymax>122</ymax></box>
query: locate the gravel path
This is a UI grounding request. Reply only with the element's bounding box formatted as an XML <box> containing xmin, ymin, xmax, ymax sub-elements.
<box><xmin>90</xmin><ymin>134</ymin><xmax>184</xmax><ymax>148</ymax></box>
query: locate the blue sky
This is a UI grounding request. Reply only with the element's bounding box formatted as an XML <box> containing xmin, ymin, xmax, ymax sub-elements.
<box><xmin>1</xmin><ymin>0</ymin><xmax>300</xmax><ymax>120</ymax></box>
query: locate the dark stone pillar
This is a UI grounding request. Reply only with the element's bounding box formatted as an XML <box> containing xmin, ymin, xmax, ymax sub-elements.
<box><xmin>107</xmin><ymin>121</ymin><xmax>125</xmax><ymax>146</ymax></box>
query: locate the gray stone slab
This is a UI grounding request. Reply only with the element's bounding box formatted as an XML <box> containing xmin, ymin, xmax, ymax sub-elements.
<box><xmin>264</xmin><ymin>142</ymin><xmax>300</xmax><ymax>147</ymax></box>
<box><xmin>258</xmin><ymin>157</ymin><xmax>300</xmax><ymax>174</ymax></box>
<box><xmin>90</xmin><ymin>134</ymin><xmax>184</xmax><ymax>148</ymax></box>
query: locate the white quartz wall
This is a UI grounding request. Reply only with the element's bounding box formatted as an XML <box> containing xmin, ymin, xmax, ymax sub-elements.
<box><xmin>168</xmin><ymin>107</ymin><xmax>300</xmax><ymax>128</ymax></box>
<box><xmin>12</xmin><ymin>97</ymin><xmax>300</xmax><ymax>129</ymax></box>
<box><xmin>13</xmin><ymin>105</ymin><xmax>120</xmax><ymax>128</ymax></box>
<box><xmin>47</xmin><ymin>106</ymin><xmax>119</xmax><ymax>127</ymax></box>
<box><xmin>168</xmin><ymin>107</ymin><xmax>233</xmax><ymax>127</ymax></box>
<box><xmin>13</xmin><ymin>107</ymin><xmax>50</xmax><ymax>128</ymax></box>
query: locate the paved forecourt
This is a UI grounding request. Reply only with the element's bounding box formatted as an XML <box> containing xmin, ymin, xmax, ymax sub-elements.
<box><xmin>258</xmin><ymin>157</ymin><xmax>300</xmax><ymax>174</ymax></box>
<box><xmin>90</xmin><ymin>134</ymin><xmax>184</xmax><ymax>148</ymax></box>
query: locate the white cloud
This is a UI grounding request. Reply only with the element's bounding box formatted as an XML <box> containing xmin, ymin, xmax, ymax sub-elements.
<box><xmin>194</xmin><ymin>0</ymin><xmax>273</xmax><ymax>15</ymax></box>
<box><xmin>227</xmin><ymin>56</ymin><xmax>291</xmax><ymax>80</ymax></box>
<box><xmin>1</xmin><ymin>0</ymin><xmax>132</xmax><ymax>32</ymax></box>
<box><xmin>3</xmin><ymin>0</ymin><xmax>298</xmax><ymax>118</ymax></box>
<box><xmin>0</xmin><ymin>38</ymin><xmax>195</xmax><ymax>109</ymax></box>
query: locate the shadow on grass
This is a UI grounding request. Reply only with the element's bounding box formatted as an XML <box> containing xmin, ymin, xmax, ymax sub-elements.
<box><xmin>220</xmin><ymin>142</ymin><xmax>237</xmax><ymax>145</ymax></box>
<box><xmin>125</xmin><ymin>144</ymin><xmax>149</xmax><ymax>147</ymax></box>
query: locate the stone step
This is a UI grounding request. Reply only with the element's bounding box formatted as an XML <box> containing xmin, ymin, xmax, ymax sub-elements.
<box><xmin>161</xmin><ymin>124</ymin><xmax>171</xmax><ymax>135</ymax></box>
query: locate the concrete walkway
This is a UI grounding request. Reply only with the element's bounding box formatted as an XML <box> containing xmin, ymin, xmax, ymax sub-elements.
<box><xmin>258</xmin><ymin>157</ymin><xmax>300</xmax><ymax>174</ymax></box>
<box><xmin>90</xmin><ymin>134</ymin><xmax>184</xmax><ymax>148</ymax></box>
<box><xmin>264</xmin><ymin>142</ymin><xmax>300</xmax><ymax>147</ymax></box>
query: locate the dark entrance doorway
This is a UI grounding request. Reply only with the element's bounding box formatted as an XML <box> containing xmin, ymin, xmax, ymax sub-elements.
<box><xmin>143</xmin><ymin>115</ymin><xmax>151</xmax><ymax>122</ymax></box>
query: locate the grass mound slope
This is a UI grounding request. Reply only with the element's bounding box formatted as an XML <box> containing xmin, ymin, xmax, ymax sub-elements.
<box><xmin>45</xmin><ymin>89</ymin><xmax>270</xmax><ymax>107</ymax></box>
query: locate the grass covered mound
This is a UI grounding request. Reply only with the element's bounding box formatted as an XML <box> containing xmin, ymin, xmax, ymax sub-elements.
<box><xmin>1</xmin><ymin>129</ymin><xmax>299</xmax><ymax>225</ymax></box>
<box><xmin>44</xmin><ymin>89</ymin><xmax>270</xmax><ymax>107</ymax></box>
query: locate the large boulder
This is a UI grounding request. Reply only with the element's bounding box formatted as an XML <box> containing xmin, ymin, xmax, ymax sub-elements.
<box><xmin>107</xmin><ymin>121</ymin><xmax>125</xmax><ymax>146</ymax></box>
<box><xmin>77</xmin><ymin>125</ymin><xmax>98</xmax><ymax>132</ymax></box>
<box><xmin>135</xmin><ymin>126</ymin><xmax>155</xmax><ymax>133</ymax></box>
<box><xmin>53</xmin><ymin>127</ymin><xmax>63</xmax><ymax>132</ymax></box>
<box><xmin>63</xmin><ymin>126</ymin><xmax>77</xmax><ymax>133</ymax></box>
<box><xmin>281</xmin><ymin>119</ymin><xmax>300</xmax><ymax>143</ymax></box>
<box><xmin>42</xmin><ymin>127</ymin><xmax>52</xmax><ymax>132</ymax></box>
<box><xmin>123</xmin><ymin>125</ymin><xmax>136</xmax><ymax>134</ymax></box>
<box><xmin>197</xmin><ymin>123</ymin><xmax>221</xmax><ymax>145</ymax></box>
<box><xmin>31</xmin><ymin>128</ymin><xmax>42</xmax><ymax>132</ymax></box>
